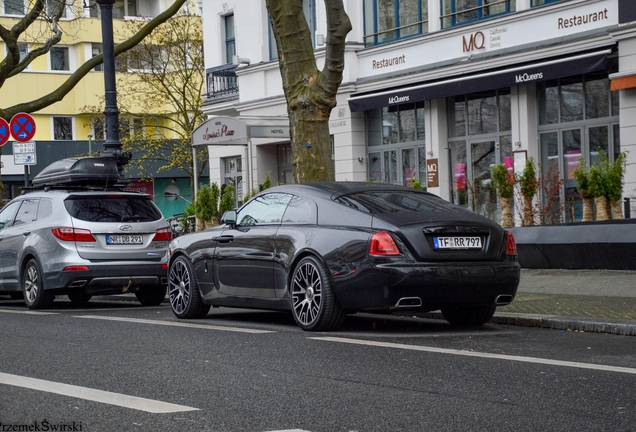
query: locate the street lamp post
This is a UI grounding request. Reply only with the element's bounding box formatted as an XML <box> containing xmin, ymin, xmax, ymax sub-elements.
<box><xmin>95</xmin><ymin>0</ymin><xmax>131</xmax><ymax>177</ymax></box>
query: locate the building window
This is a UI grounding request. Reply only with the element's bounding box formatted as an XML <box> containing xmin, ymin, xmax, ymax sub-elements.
<box><xmin>86</xmin><ymin>0</ymin><xmax>100</xmax><ymax>18</ymax></box>
<box><xmin>92</xmin><ymin>117</ymin><xmax>105</xmax><ymax>141</ymax></box>
<box><xmin>447</xmin><ymin>89</ymin><xmax>512</xmax><ymax>221</ymax></box>
<box><xmin>46</xmin><ymin>0</ymin><xmax>67</xmax><ymax>18</ymax></box>
<box><xmin>112</xmin><ymin>0</ymin><xmax>138</xmax><ymax>19</ymax></box>
<box><xmin>537</xmin><ymin>69</ymin><xmax>620</xmax><ymax>223</ymax></box>
<box><xmin>4</xmin><ymin>0</ymin><xmax>25</xmax><ymax>15</ymax></box>
<box><xmin>277</xmin><ymin>144</ymin><xmax>295</xmax><ymax>184</ymax></box>
<box><xmin>91</xmin><ymin>43</ymin><xmax>103</xmax><ymax>71</ymax></box>
<box><xmin>224</xmin><ymin>14</ymin><xmax>235</xmax><ymax>64</ymax></box>
<box><xmin>441</xmin><ymin>0</ymin><xmax>515</xmax><ymax>29</ymax></box>
<box><xmin>366</xmin><ymin>102</ymin><xmax>426</xmax><ymax>186</ymax></box>
<box><xmin>269</xmin><ymin>0</ymin><xmax>316</xmax><ymax>60</ymax></box>
<box><xmin>531</xmin><ymin>0</ymin><xmax>563</xmax><ymax>6</ymax></box>
<box><xmin>50</xmin><ymin>46</ymin><xmax>69</xmax><ymax>71</ymax></box>
<box><xmin>363</xmin><ymin>0</ymin><xmax>428</xmax><ymax>47</ymax></box>
<box><xmin>223</xmin><ymin>156</ymin><xmax>243</xmax><ymax>207</ymax></box>
<box><xmin>53</xmin><ymin>117</ymin><xmax>73</xmax><ymax>140</ymax></box>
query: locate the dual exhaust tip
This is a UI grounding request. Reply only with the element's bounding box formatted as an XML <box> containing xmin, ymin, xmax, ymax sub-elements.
<box><xmin>394</xmin><ymin>294</ymin><xmax>514</xmax><ymax>309</ymax></box>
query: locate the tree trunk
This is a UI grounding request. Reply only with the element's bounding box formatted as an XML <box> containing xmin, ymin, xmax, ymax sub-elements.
<box><xmin>611</xmin><ymin>200</ymin><xmax>624</xmax><ymax>219</ymax></box>
<box><xmin>523</xmin><ymin>195</ymin><xmax>534</xmax><ymax>226</ymax></box>
<box><xmin>500</xmin><ymin>197</ymin><xmax>514</xmax><ymax>228</ymax></box>
<box><xmin>595</xmin><ymin>196</ymin><xmax>610</xmax><ymax>221</ymax></box>
<box><xmin>582</xmin><ymin>197</ymin><xmax>594</xmax><ymax>222</ymax></box>
<box><xmin>290</xmin><ymin>114</ymin><xmax>335</xmax><ymax>183</ymax></box>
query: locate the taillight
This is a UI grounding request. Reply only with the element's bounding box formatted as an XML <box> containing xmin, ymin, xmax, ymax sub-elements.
<box><xmin>152</xmin><ymin>227</ymin><xmax>172</xmax><ymax>242</ymax></box>
<box><xmin>63</xmin><ymin>266</ymin><xmax>89</xmax><ymax>272</ymax></box>
<box><xmin>369</xmin><ymin>232</ymin><xmax>401</xmax><ymax>256</ymax></box>
<box><xmin>506</xmin><ymin>231</ymin><xmax>517</xmax><ymax>255</ymax></box>
<box><xmin>51</xmin><ymin>227</ymin><xmax>96</xmax><ymax>242</ymax></box>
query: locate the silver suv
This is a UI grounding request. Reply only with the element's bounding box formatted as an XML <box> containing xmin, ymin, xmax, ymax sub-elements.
<box><xmin>0</xmin><ymin>159</ymin><xmax>171</xmax><ymax>309</ymax></box>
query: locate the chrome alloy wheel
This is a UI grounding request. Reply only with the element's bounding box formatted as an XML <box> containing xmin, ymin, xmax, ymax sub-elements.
<box><xmin>169</xmin><ymin>258</ymin><xmax>191</xmax><ymax>315</ymax></box>
<box><xmin>291</xmin><ymin>260</ymin><xmax>323</xmax><ymax>327</ymax></box>
<box><xmin>23</xmin><ymin>264</ymin><xmax>40</xmax><ymax>304</ymax></box>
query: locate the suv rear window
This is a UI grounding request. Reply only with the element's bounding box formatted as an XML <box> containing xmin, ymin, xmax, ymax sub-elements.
<box><xmin>65</xmin><ymin>195</ymin><xmax>163</xmax><ymax>222</ymax></box>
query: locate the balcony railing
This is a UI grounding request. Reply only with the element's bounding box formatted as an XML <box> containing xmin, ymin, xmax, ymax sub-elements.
<box><xmin>206</xmin><ymin>64</ymin><xmax>239</xmax><ymax>100</ymax></box>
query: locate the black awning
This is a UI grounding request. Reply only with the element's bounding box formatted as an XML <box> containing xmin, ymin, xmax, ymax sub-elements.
<box><xmin>348</xmin><ymin>50</ymin><xmax>610</xmax><ymax>112</ymax></box>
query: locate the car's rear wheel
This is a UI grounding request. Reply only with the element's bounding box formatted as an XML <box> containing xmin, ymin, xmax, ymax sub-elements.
<box><xmin>441</xmin><ymin>304</ymin><xmax>497</xmax><ymax>326</ymax></box>
<box><xmin>23</xmin><ymin>259</ymin><xmax>54</xmax><ymax>309</ymax></box>
<box><xmin>290</xmin><ymin>256</ymin><xmax>345</xmax><ymax>331</ymax></box>
<box><xmin>135</xmin><ymin>286</ymin><xmax>166</xmax><ymax>306</ymax></box>
<box><xmin>68</xmin><ymin>291</ymin><xmax>92</xmax><ymax>304</ymax></box>
<box><xmin>169</xmin><ymin>256</ymin><xmax>210</xmax><ymax>319</ymax></box>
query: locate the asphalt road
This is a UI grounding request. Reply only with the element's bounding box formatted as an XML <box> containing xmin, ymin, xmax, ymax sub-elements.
<box><xmin>1</xmin><ymin>296</ymin><xmax>635</xmax><ymax>432</ymax></box>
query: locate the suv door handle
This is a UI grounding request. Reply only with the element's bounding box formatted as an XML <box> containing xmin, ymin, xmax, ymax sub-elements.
<box><xmin>22</xmin><ymin>231</ymin><xmax>31</xmax><ymax>237</ymax></box>
<box><xmin>212</xmin><ymin>235</ymin><xmax>234</xmax><ymax>244</ymax></box>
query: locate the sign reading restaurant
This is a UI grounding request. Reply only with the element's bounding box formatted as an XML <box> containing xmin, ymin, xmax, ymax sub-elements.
<box><xmin>357</xmin><ymin>0</ymin><xmax>617</xmax><ymax>79</ymax></box>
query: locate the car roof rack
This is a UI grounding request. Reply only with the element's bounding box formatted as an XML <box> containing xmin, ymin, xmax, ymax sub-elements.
<box><xmin>32</xmin><ymin>157</ymin><xmax>129</xmax><ymax>190</ymax></box>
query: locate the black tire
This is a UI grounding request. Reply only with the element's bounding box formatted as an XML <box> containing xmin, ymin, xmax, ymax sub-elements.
<box><xmin>168</xmin><ymin>256</ymin><xmax>210</xmax><ymax>319</ymax></box>
<box><xmin>9</xmin><ymin>292</ymin><xmax>24</xmax><ymax>300</ymax></box>
<box><xmin>290</xmin><ymin>256</ymin><xmax>345</xmax><ymax>331</ymax></box>
<box><xmin>68</xmin><ymin>291</ymin><xmax>92</xmax><ymax>304</ymax></box>
<box><xmin>22</xmin><ymin>259</ymin><xmax>54</xmax><ymax>309</ymax></box>
<box><xmin>441</xmin><ymin>304</ymin><xmax>497</xmax><ymax>326</ymax></box>
<box><xmin>135</xmin><ymin>285</ymin><xmax>167</xmax><ymax>306</ymax></box>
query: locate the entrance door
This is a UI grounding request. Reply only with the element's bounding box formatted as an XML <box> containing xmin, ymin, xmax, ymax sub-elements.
<box><xmin>470</xmin><ymin>141</ymin><xmax>497</xmax><ymax>219</ymax></box>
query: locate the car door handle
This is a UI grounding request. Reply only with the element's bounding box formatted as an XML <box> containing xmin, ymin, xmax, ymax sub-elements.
<box><xmin>22</xmin><ymin>231</ymin><xmax>31</xmax><ymax>237</ymax></box>
<box><xmin>213</xmin><ymin>235</ymin><xmax>234</xmax><ymax>244</ymax></box>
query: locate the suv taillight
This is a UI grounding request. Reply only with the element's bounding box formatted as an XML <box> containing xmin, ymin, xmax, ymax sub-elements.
<box><xmin>152</xmin><ymin>227</ymin><xmax>172</xmax><ymax>242</ymax></box>
<box><xmin>506</xmin><ymin>231</ymin><xmax>517</xmax><ymax>255</ymax></box>
<box><xmin>51</xmin><ymin>227</ymin><xmax>96</xmax><ymax>242</ymax></box>
<box><xmin>369</xmin><ymin>232</ymin><xmax>401</xmax><ymax>256</ymax></box>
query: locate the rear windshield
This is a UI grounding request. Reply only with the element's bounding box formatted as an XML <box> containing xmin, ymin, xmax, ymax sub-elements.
<box><xmin>334</xmin><ymin>191</ymin><xmax>447</xmax><ymax>215</ymax></box>
<box><xmin>65</xmin><ymin>195</ymin><xmax>163</xmax><ymax>222</ymax></box>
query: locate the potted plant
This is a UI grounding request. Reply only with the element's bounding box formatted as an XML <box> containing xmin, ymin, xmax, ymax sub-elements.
<box><xmin>588</xmin><ymin>163</ymin><xmax>610</xmax><ymax>221</ymax></box>
<box><xmin>491</xmin><ymin>163</ymin><xmax>515</xmax><ymax>228</ymax></box>
<box><xmin>606</xmin><ymin>152</ymin><xmax>627</xmax><ymax>219</ymax></box>
<box><xmin>572</xmin><ymin>157</ymin><xmax>594</xmax><ymax>222</ymax></box>
<box><xmin>517</xmin><ymin>157</ymin><xmax>538</xmax><ymax>226</ymax></box>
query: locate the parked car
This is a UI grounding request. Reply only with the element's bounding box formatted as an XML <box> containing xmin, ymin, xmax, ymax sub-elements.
<box><xmin>0</xmin><ymin>157</ymin><xmax>171</xmax><ymax>308</ymax></box>
<box><xmin>167</xmin><ymin>182</ymin><xmax>520</xmax><ymax>331</ymax></box>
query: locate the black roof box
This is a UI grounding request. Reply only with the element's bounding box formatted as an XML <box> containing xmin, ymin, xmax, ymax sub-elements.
<box><xmin>32</xmin><ymin>157</ymin><xmax>123</xmax><ymax>188</ymax></box>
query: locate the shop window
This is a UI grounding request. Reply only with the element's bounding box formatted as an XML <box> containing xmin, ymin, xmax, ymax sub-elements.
<box><xmin>269</xmin><ymin>0</ymin><xmax>316</xmax><ymax>60</ymax></box>
<box><xmin>53</xmin><ymin>117</ymin><xmax>73</xmax><ymax>140</ymax></box>
<box><xmin>278</xmin><ymin>144</ymin><xmax>295</xmax><ymax>184</ymax></box>
<box><xmin>366</xmin><ymin>102</ymin><xmax>426</xmax><ymax>186</ymax></box>
<box><xmin>441</xmin><ymin>0</ymin><xmax>515</xmax><ymax>29</ymax></box>
<box><xmin>4</xmin><ymin>0</ymin><xmax>25</xmax><ymax>15</ymax></box>
<box><xmin>223</xmin><ymin>156</ymin><xmax>243</xmax><ymax>207</ymax></box>
<box><xmin>531</xmin><ymin>0</ymin><xmax>564</xmax><ymax>6</ymax></box>
<box><xmin>50</xmin><ymin>46</ymin><xmax>70</xmax><ymax>71</ymax></box>
<box><xmin>363</xmin><ymin>0</ymin><xmax>427</xmax><ymax>47</ymax></box>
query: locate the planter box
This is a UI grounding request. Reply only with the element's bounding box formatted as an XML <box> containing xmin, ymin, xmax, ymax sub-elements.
<box><xmin>509</xmin><ymin>219</ymin><xmax>636</xmax><ymax>270</ymax></box>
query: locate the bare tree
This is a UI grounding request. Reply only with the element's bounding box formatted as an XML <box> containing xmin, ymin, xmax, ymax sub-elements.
<box><xmin>266</xmin><ymin>0</ymin><xmax>351</xmax><ymax>183</ymax></box>
<box><xmin>0</xmin><ymin>0</ymin><xmax>189</xmax><ymax>194</ymax></box>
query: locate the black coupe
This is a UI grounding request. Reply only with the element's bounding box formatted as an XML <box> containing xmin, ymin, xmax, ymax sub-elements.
<box><xmin>167</xmin><ymin>182</ymin><xmax>520</xmax><ymax>331</ymax></box>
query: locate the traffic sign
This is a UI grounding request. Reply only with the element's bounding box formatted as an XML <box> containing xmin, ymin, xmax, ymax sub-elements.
<box><xmin>10</xmin><ymin>113</ymin><xmax>36</xmax><ymax>142</ymax></box>
<box><xmin>0</xmin><ymin>118</ymin><xmax>10</xmax><ymax>146</ymax></box>
<box><xmin>13</xmin><ymin>141</ymin><xmax>37</xmax><ymax>165</ymax></box>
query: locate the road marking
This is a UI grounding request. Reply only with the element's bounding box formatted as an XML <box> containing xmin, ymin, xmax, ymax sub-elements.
<box><xmin>0</xmin><ymin>308</ymin><xmax>58</xmax><ymax>315</ymax></box>
<box><xmin>0</xmin><ymin>372</ymin><xmax>198</xmax><ymax>413</ymax></box>
<box><xmin>75</xmin><ymin>315</ymin><xmax>276</xmax><ymax>334</ymax></box>
<box><xmin>311</xmin><ymin>336</ymin><xmax>636</xmax><ymax>375</ymax></box>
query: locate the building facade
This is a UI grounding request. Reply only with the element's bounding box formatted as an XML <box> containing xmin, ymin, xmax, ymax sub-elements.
<box><xmin>0</xmin><ymin>0</ymin><xmax>204</xmax><ymax>217</ymax></box>
<box><xmin>202</xmin><ymin>0</ymin><xmax>636</xmax><ymax>224</ymax></box>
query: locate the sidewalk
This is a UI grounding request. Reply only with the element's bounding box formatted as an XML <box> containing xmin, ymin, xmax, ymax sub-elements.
<box><xmin>491</xmin><ymin>269</ymin><xmax>636</xmax><ymax>336</ymax></box>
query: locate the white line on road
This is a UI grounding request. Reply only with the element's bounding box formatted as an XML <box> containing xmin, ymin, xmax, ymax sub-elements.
<box><xmin>0</xmin><ymin>372</ymin><xmax>198</xmax><ymax>413</ymax></box>
<box><xmin>311</xmin><ymin>336</ymin><xmax>636</xmax><ymax>375</ymax></box>
<box><xmin>75</xmin><ymin>315</ymin><xmax>276</xmax><ymax>333</ymax></box>
<box><xmin>0</xmin><ymin>308</ymin><xmax>58</xmax><ymax>315</ymax></box>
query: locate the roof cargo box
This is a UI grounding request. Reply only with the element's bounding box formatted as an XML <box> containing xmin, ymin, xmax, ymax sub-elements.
<box><xmin>32</xmin><ymin>157</ymin><xmax>122</xmax><ymax>188</ymax></box>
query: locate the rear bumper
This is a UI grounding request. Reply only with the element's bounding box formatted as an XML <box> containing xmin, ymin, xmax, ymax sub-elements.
<box><xmin>332</xmin><ymin>261</ymin><xmax>520</xmax><ymax>311</ymax></box>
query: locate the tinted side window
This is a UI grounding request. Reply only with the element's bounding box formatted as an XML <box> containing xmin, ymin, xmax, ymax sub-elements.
<box><xmin>65</xmin><ymin>195</ymin><xmax>162</xmax><ymax>222</ymax></box>
<box><xmin>238</xmin><ymin>193</ymin><xmax>292</xmax><ymax>226</ymax></box>
<box><xmin>0</xmin><ymin>201</ymin><xmax>21</xmax><ymax>230</ymax></box>
<box><xmin>37</xmin><ymin>198</ymin><xmax>53</xmax><ymax>220</ymax></box>
<box><xmin>13</xmin><ymin>199</ymin><xmax>39</xmax><ymax>226</ymax></box>
<box><xmin>282</xmin><ymin>196</ymin><xmax>315</xmax><ymax>224</ymax></box>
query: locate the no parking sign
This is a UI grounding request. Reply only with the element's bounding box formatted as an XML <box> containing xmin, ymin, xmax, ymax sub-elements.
<box><xmin>0</xmin><ymin>118</ymin><xmax>10</xmax><ymax>146</ymax></box>
<box><xmin>10</xmin><ymin>113</ymin><xmax>36</xmax><ymax>142</ymax></box>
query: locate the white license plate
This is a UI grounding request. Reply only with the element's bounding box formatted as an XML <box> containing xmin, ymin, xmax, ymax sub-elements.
<box><xmin>106</xmin><ymin>235</ymin><xmax>143</xmax><ymax>245</ymax></box>
<box><xmin>433</xmin><ymin>236</ymin><xmax>482</xmax><ymax>250</ymax></box>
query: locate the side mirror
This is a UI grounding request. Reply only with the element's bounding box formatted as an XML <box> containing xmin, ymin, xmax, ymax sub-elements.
<box><xmin>221</xmin><ymin>209</ymin><xmax>237</xmax><ymax>228</ymax></box>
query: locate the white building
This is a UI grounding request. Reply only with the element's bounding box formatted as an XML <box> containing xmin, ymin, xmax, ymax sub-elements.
<box><xmin>200</xmin><ymin>0</ymin><xmax>636</xmax><ymax>224</ymax></box>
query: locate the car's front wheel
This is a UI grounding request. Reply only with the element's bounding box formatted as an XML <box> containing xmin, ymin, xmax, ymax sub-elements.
<box><xmin>441</xmin><ymin>304</ymin><xmax>497</xmax><ymax>326</ymax></box>
<box><xmin>135</xmin><ymin>286</ymin><xmax>166</xmax><ymax>306</ymax></box>
<box><xmin>168</xmin><ymin>256</ymin><xmax>210</xmax><ymax>319</ymax></box>
<box><xmin>23</xmin><ymin>259</ymin><xmax>54</xmax><ymax>309</ymax></box>
<box><xmin>290</xmin><ymin>256</ymin><xmax>345</xmax><ymax>331</ymax></box>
